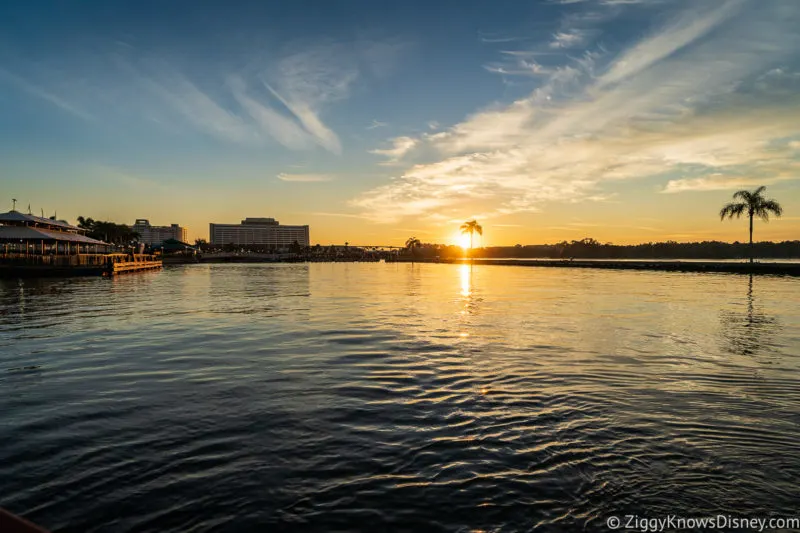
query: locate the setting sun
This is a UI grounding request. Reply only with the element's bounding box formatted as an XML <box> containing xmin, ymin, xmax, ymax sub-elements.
<box><xmin>453</xmin><ymin>232</ymin><xmax>471</xmax><ymax>249</ymax></box>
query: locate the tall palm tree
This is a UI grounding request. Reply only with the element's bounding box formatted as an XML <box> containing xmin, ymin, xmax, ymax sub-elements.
<box><xmin>460</xmin><ymin>220</ymin><xmax>483</xmax><ymax>256</ymax></box>
<box><xmin>405</xmin><ymin>237</ymin><xmax>422</xmax><ymax>261</ymax></box>
<box><xmin>405</xmin><ymin>237</ymin><xmax>421</xmax><ymax>250</ymax></box>
<box><xmin>720</xmin><ymin>186</ymin><xmax>783</xmax><ymax>263</ymax></box>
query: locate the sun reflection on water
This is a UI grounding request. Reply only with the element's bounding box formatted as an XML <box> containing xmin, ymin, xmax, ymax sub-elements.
<box><xmin>460</xmin><ymin>263</ymin><xmax>471</xmax><ymax>298</ymax></box>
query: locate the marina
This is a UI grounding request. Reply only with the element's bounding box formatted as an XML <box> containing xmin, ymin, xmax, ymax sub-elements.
<box><xmin>0</xmin><ymin>210</ymin><xmax>162</xmax><ymax>278</ymax></box>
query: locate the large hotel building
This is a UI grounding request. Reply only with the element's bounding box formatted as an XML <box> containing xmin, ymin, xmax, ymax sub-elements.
<box><xmin>132</xmin><ymin>219</ymin><xmax>188</xmax><ymax>245</ymax></box>
<box><xmin>209</xmin><ymin>217</ymin><xmax>310</xmax><ymax>248</ymax></box>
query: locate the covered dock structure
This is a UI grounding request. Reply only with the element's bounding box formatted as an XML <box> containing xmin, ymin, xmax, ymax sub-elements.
<box><xmin>0</xmin><ymin>210</ymin><xmax>111</xmax><ymax>275</ymax></box>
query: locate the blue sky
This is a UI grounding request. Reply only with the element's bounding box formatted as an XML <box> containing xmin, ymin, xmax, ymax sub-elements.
<box><xmin>1</xmin><ymin>0</ymin><xmax>799</xmax><ymax>244</ymax></box>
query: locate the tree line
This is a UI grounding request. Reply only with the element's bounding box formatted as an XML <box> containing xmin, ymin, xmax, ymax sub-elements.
<box><xmin>76</xmin><ymin>217</ymin><xmax>140</xmax><ymax>245</ymax></box>
<box><xmin>401</xmin><ymin>239</ymin><xmax>799</xmax><ymax>260</ymax></box>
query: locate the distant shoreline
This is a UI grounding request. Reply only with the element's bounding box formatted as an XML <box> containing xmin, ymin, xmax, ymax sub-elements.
<box><xmin>401</xmin><ymin>257</ymin><xmax>800</xmax><ymax>276</ymax></box>
<box><xmin>168</xmin><ymin>256</ymin><xmax>800</xmax><ymax>276</ymax></box>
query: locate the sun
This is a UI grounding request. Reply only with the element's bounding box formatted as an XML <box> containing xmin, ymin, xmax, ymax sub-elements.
<box><xmin>453</xmin><ymin>232</ymin><xmax>472</xmax><ymax>249</ymax></box>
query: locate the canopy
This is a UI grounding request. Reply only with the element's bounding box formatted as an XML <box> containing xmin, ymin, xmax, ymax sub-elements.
<box><xmin>0</xmin><ymin>225</ymin><xmax>107</xmax><ymax>244</ymax></box>
<box><xmin>0</xmin><ymin>210</ymin><xmax>85</xmax><ymax>232</ymax></box>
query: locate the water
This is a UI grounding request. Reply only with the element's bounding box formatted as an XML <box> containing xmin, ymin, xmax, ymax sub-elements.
<box><xmin>1</xmin><ymin>263</ymin><xmax>799</xmax><ymax>532</ymax></box>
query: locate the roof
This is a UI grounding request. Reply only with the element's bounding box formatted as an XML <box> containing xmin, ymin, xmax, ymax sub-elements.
<box><xmin>0</xmin><ymin>225</ymin><xmax>108</xmax><ymax>244</ymax></box>
<box><xmin>0</xmin><ymin>210</ymin><xmax>84</xmax><ymax>232</ymax></box>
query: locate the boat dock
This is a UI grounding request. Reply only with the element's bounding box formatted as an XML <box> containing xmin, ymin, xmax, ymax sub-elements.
<box><xmin>0</xmin><ymin>209</ymin><xmax>162</xmax><ymax>278</ymax></box>
<box><xmin>106</xmin><ymin>254</ymin><xmax>163</xmax><ymax>275</ymax></box>
<box><xmin>0</xmin><ymin>253</ymin><xmax>162</xmax><ymax>277</ymax></box>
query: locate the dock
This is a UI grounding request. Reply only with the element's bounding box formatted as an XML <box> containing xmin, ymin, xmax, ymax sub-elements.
<box><xmin>0</xmin><ymin>209</ymin><xmax>162</xmax><ymax>278</ymax></box>
<box><xmin>0</xmin><ymin>253</ymin><xmax>162</xmax><ymax>278</ymax></box>
<box><xmin>105</xmin><ymin>253</ymin><xmax>163</xmax><ymax>276</ymax></box>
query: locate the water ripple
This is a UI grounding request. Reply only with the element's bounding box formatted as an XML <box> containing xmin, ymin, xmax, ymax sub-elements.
<box><xmin>1</xmin><ymin>264</ymin><xmax>799</xmax><ymax>531</ymax></box>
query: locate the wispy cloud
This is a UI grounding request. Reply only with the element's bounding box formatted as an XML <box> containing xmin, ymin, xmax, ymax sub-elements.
<box><xmin>549</xmin><ymin>0</ymin><xmax>663</xmax><ymax>4</ymax></box>
<box><xmin>367</xmin><ymin>119</ymin><xmax>388</xmax><ymax>130</ymax></box>
<box><xmin>132</xmin><ymin>58</ymin><xmax>342</xmax><ymax>151</ymax></box>
<box><xmin>311</xmin><ymin>212</ymin><xmax>371</xmax><ymax>219</ymax></box>
<box><xmin>277</xmin><ymin>172</ymin><xmax>334</xmax><ymax>182</ymax></box>
<box><xmin>595</xmin><ymin>0</ymin><xmax>743</xmax><ymax>90</ymax></box>
<box><xmin>369</xmin><ymin>136</ymin><xmax>419</xmax><ymax>165</ymax></box>
<box><xmin>550</xmin><ymin>30</ymin><xmax>587</xmax><ymax>49</ymax></box>
<box><xmin>353</xmin><ymin>0</ymin><xmax>800</xmax><ymax>222</ymax></box>
<box><xmin>662</xmin><ymin>168</ymin><xmax>798</xmax><ymax>194</ymax></box>
<box><xmin>0</xmin><ymin>67</ymin><xmax>93</xmax><ymax>121</ymax></box>
<box><xmin>478</xmin><ymin>32</ymin><xmax>532</xmax><ymax>44</ymax></box>
<box><xmin>18</xmin><ymin>37</ymin><xmax>407</xmax><ymax>154</ymax></box>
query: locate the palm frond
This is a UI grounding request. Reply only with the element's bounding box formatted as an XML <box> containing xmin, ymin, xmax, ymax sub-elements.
<box><xmin>475</xmin><ymin>224</ymin><xmax>483</xmax><ymax>236</ymax></box>
<box><xmin>719</xmin><ymin>202</ymin><xmax>746</xmax><ymax>220</ymax></box>
<box><xmin>755</xmin><ymin>200</ymin><xmax>783</xmax><ymax>222</ymax></box>
<box><xmin>460</xmin><ymin>220</ymin><xmax>480</xmax><ymax>234</ymax></box>
<box><xmin>762</xmin><ymin>199</ymin><xmax>783</xmax><ymax>216</ymax></box>
<box><xmin>732</xmin><ymin>190</ymin><xmax>751</xmax><ymax>202</ymax></box>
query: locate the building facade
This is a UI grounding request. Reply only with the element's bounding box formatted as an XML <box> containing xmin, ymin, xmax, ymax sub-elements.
<box><xmin>1</xmin><ymin>209</ymin><xmax>109</xmax><ymax>257</ymax></box>
<box><xmin>132</xmin><ymin>219</ymin><xmax>188</xmax><ymax>245</ymax></box>
<box><xmin>209</xmin><ymin>217</ymin><xmax>310</xmax><ymax>249</ymax></box>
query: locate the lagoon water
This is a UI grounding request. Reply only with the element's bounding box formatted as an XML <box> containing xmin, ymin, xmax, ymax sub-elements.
<box><xmin>1</xmin><ymin>263</ymin><xmax>800</xmax><ymax>532</ymax></box>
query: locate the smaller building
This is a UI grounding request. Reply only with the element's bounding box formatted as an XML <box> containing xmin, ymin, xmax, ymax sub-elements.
<box><xmin>1</xmin><ymin>210</ymin><xmax>112</xmax><ymax>275</ymax></box>
<box><xmin>132</xmin><ymin>219</ymin><xmax>188</xmax><ymax>246</ymax></box>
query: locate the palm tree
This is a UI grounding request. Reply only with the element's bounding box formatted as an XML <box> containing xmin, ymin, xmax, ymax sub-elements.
<box><xmin>405</xmin><ymin>237</ymin><xmax>422</xmax><ymax>261</ymax></box>
<box><xmin>460</xmin><ymin>220</ymin><xmax>483</xmax><ymax>256</ymax></box>
<box><xmin>720</xmin><ymin>186</ymin><xmax>783</xmax><ymax>263</ymax></box>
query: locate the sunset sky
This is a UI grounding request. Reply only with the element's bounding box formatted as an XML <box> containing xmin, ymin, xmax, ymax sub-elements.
<box><xmin>1</xmin><ymin>0</ymin><xmax>799</xmax><ymax>246</ymax></box>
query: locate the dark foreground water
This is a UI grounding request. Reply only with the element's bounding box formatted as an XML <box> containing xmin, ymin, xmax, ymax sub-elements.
<box><xmin>1</xmin><ymin>264</ymin><xmax>799</xmax><ymax>532</ymax></box>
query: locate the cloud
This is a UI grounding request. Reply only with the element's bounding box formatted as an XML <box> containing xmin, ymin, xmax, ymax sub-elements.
<box><xmin>549</xmin><ymin>0</ymin><xmax>664</xmax><ymax>4</ymax></box>
<box><xmin>550</xmin><ymin>30</ymin><xmax>587</xmax><ymax>49</ymax></box>
<box><xmin>353</xmin><ymin>0</ymin><xmax>800</xmax><ymax>222</ymax></box>
<box><xmin>369</xmin><ymin>136</ymin><xmax>419</xmax><ymax>165</ymax></box>
<box><xmin>138</xmin><ymin>69</ymin><xmax>258</xmax><ymax>145</ymax></box>
<box><xmin>130</xmin><ymin>58</ymin><xmax>343</xmax><ymax>152</ymax></box>
<box><xmin>479</xmin><ymin>32</ymin><xmax>533</xmax><ymax>44</ymax></box>
<box><xmin>277</xmin><ymin>173</ymin><xmax>334</xmax><ymax>182</ymax></box>
<box><xmin>483</xmin><ymin>59</ymin><xmax>552</xmax><ymax>77</ymax></box>
<box><xmin>662</xmin><ymin>166</ymin><xmax>798</xmax><ymax>193</ymax></box>
<box><xmin>367</xmin><ymin>119</ymin><xmax>388</xmax><ymax>129</ymax></box>
<box><xmin>595</xmin><ymin>1</ymin><xmax>743</xmax><ymax>90</ymax></box>
<box><xmin>0</xmin><ymin>67</ymin><xmax>93</xmax><ymax>121</ymax></box>
<box><xmin>311</xmin><ymin>212</ymin><xmax>371</xmax><ymax>219</ymax></box>
<box><xmin>42</xmin><ymin>37</ymin><xmax>405</xmax><ymax>154</ymax></box>
<box><xmin>262</xmin><ymin>80</ymin><xmax>342</xmax><ymax>154</ymax></box>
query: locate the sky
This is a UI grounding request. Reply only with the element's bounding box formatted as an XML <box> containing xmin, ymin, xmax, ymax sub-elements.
<box><xmin>1</xmin><ymin>0</ymin><xmax>799</xmax><ymax>246</ymax></box>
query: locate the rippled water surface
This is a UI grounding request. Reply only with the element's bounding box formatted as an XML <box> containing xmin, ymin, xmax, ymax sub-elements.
<box><xmin>2</xmin><ymin>263</ymin><xmax>800</xmax><ymax>532</ymax></box>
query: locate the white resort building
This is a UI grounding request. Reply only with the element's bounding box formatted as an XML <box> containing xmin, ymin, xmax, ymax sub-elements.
<box><xmin>209</xmin><ymin>218</ymin><xmax>310</xmax><ymax>249</ymax></box>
